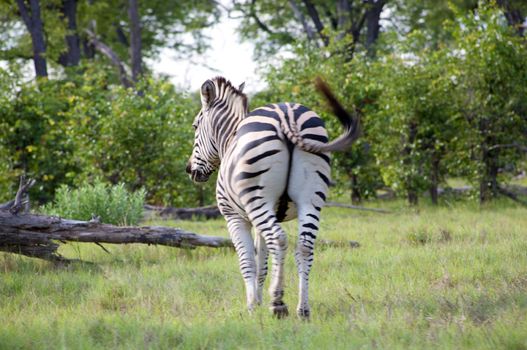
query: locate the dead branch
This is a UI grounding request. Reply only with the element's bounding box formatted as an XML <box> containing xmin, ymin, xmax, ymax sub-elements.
<box><xmin>144</xmin><ymin>204</ymin><xmax>222</xmax><ymax>220</ymax></box>
<box><xmin>0</xmin><ymin>175</ymin><xmax>35</xmax><ymax>214</ymax></box>
<box><xmin>1</xmin><ymin>178</ymin><xmax>360</xmax><ymax>263</ymax></box>
<box><xmin>0</xmin><ymin>210</ymin><xmax>233</xmax><ymax>263</ymax></box>
<box><xmin>144</xmin><ymin>201</ymin><xmax>392</xmax><ymax>220</ymax></box>
<box><xmin>0</xmin><ymin>210</ymin><xmax>359</xmax><ymax>263</ymax></box>
<box><xmin>488</xmin><ymin>143</ymin><xmax>527</xmax><ymax>152</ymax></box>
<box><xmin>85</xmin><ymin>29</ymin><xmax>133</xmax><ymax>88</ymax></box>
<box><xmin>325</xmin><ymin>201</ymin><xmax>392</xmax><ymax>213</ymax></box>
<box><xmin>498</xmin><ymin>186</ymin><xmax>527</xmax><ymax>206</ymax></box>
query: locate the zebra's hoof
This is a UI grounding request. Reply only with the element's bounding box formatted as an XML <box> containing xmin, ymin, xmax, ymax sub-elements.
<box><xmin>297</xmin><ymin>308</ymin><xmax>310</xmax><ymax>320</ymax></box>
<box><xmin>270</xmin><ymin>303</ymin><xmax>289</xmax><ymax>319</ymax></box>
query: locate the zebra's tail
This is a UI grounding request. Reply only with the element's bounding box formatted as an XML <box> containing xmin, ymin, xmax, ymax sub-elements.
<box><xmin>281</xmin><ymin>77</ymin><xmax>360</xmax><ymax>154</ymax></box>
<box><xmin>313</xmin><ymin>77</ymin><xmax>360</xmax><ymax>152</ymax></box>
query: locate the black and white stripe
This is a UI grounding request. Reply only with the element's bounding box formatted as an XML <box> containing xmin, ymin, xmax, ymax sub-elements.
<box><xmin>186</xmin><ymin>76</ymin><xmax>358</xmax><ymax>318</ymax></box>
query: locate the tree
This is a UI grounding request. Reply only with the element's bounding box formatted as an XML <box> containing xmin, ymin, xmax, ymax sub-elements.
<box><xmin>15</xmin><ymin>0</ymin><xmax>48</xmax><ymax>77</ymax></box>
<box><xmin>128</xmin><ymin>0</ymin><xmax>142</xmax><ymax>82</ymax></box>
<box><xmin>58</xmin><ymin>0</ymin><xmax>81</xmax><ymax>67</ymax></box>
<box><xmin>1</xmin><ymin>0</ymin><xmax>219</xmax><ymax>81</ymax></box>
<box><xmin>231</xmin><ymin>0</ymin><xmax>388</xmax><ymax>58</ymax></box>
<box><xmin>496</xmin><ymin>0</ymin><xmax>526</xmax><ymax>36</ymax></box>
<box><xmin>449</xmin><ymin>5</ymin><xmax>527</xmax><ymax>203</ymax></box>
<box><xmin>370</xmin><ymin>49</ymin><xmax>459</xmax><ymax>205</ymax></box>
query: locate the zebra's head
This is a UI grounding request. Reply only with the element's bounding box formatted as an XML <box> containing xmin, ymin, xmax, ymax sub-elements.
<box><xmin>186</xmin><ymin>77</ymin><xmax>246</xmax><ymax>182</ymax></box>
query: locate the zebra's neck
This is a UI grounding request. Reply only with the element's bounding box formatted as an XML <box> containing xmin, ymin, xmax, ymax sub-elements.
<box><xmin>211</xmin><ymin>94</ymin><xmax>247</xmax><ymax>159</ymax></box>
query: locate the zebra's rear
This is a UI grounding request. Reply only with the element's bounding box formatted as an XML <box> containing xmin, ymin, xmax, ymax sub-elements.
<box><xmin>218</xmin><ymin>103</ymin><xmax>330</xmax><ymax>222</ymax></box>
<box><xmin>217</xmin><ymin>102</ymin><xmax>332</xmax><ymax>318</ymax></box>
<box><xmin>187</xmin><ymin>76</ymin><xmax>358</xmax><ymax>319</ymax></box>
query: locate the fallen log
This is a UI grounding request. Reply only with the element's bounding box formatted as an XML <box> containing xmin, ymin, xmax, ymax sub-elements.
<box><xmin>144</xmin><ymin>204</ymin><xmax>221</xmax><ymax>220</ymax></box>
<box><xmin>0</xmin><ymin>211</ymin><xmax>360</xmax><ymax>262</ymax></box>
<box><xmin>325</xmin><ymin>201</ymin><xmax>392</xmax><ymax>214</ymax></box>
<box><xmin>498</xmin><ymin>186</ymin><xmax>527</xmax><ymax>206</ymax></box>
<box><xmin>1</xmin><ymin>177</ymin><xmax>359</xmax><ymax>263</ymax></box>
<box><xmin>0</xmin><ymin>210</ymin><xmax>233</xmax><ymax>262</ymax></box>
<box><xmin>144</xmin><ymin>201</ymin><xmax>391</xmax><ymax>220</ymax></box>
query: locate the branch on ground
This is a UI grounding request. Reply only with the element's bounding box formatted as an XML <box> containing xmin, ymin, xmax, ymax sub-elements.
<box><xmin>498</xmin><ymin>186</ymin><xmax>527</xmax><ymax>206</ymax></box>
<box><xmin>1</xmin><ymin>178</ymin><xmax>360</xmax><ymax>264</ymax></box>
<box><xmin>0</xmin><ymin>175</ymin><xmax>35</xmax><ymax>214</ymax></box>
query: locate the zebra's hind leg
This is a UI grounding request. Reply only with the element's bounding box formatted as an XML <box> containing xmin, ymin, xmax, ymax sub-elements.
<box><xmin>255</xmin><ymin>231</ymin><xmax>269</xmax><ymax>305</ymax></box>
<box><xmin>226</xmin><ymin>216</ymin><xmax>258</xmax><ymax>312</ymax></box>
<box><xmin>295</xmin><ymin>205</ymin><xmax>322</xmax><ymax>320</ymax></box>
<box><xmin>255</xmin><ymin>216</ymin><xmax>289</xmax><ymax>318</ymax></box>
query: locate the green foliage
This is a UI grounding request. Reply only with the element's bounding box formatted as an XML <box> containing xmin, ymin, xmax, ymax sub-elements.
<box><xmin>0</xmin><ymin>0</ymin><xmax>219</xmax><ymax>78</ymax></box>
<box><xmin>447</xmin><ymin>4</ymin><xmax>527</xmax><ymax>194</ymax></box>
<box><xmin>1</xmin><ymin>2</ymin><xmax>525</xmax><ymax>208</ymax></box>
<box><xmin>43</xmin><ymin>180</ymin><xmax>145</xmax><ymax>226</ymax></box>
<box><xmin>0</xmin><ymin>67</ymin><xmax>213</xmax><ymax>207</ymax></box>
<box><xmin>79</xmin><ymin>78</ymin><xmax>215</xmax><ymax>206</ymax></box>
<box><xmin>257</xmin><ymin>4</ymin><xmax>527</xmax><ymax>204</ymax></box>
<box><xmin>0</xmin><ymin>73</ymin><xmax>85</xmax><ymax>203</ymax></box>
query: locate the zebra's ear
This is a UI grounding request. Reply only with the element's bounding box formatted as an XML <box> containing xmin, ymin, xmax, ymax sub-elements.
<box><xmin>200</xmin><ymin>80</ymin><xmax>216</xmax><ymax>106</ymax></box>
<box><xmin>238</xmin><ymin>82</ymin><xmax>245</xmax><ymax>92</ymax></box>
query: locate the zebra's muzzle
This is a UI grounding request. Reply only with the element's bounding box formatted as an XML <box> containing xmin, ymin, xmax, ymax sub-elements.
<box><xmin>190</xmin><ymin>170</ymin><xmax>210</xmax><ymax>183</ymax></box>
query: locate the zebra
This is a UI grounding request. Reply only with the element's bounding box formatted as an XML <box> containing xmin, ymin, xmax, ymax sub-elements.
<box><xmin>186</xmin><ymin>76</ymin><xmax>359</xmax><ymax>318</ymax></box>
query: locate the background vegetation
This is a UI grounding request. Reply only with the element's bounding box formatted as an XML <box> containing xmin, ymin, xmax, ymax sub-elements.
<box><xmin>1</xmin><ymin>0</ymin><xmax>526</xmax><ymax>208</ymax></box>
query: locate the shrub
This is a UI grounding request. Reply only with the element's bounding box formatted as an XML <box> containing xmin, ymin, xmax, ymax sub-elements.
<box><xmin>0</xmin><ymin>68</ymin><xmax>215</xmax><ymax>208</ymax></box>
<box><xmin>76</xmin><ymin>77</ymin><xmax>216</xmax><ymax>206</ymax></box>
<box><xmin>43</xmin><ymin>180</ymin><xmax>145</xmax><ymax>226</ymax></box>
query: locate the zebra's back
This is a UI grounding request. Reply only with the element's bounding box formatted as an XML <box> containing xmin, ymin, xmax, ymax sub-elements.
<box><xmin>217</xmin><ymin>102</ymin><xmax>330</xmax><ymax>222</ymax></box>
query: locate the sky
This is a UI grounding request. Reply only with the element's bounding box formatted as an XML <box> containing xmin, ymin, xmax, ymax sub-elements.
<box><xmin>147</xmin><ymin>10</ymin><xmax>265</xmax><ymax>94</ymax></box>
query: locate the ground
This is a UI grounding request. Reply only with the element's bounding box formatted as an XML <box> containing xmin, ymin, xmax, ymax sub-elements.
<box><xmin>1</xmin><ymin>199</ymin><xmax>526</xmax><ymax>349</ymax></box>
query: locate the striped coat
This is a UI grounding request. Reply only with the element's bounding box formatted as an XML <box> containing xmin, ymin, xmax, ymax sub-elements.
<box><xmin>186</xmin><ymin>77</ymin><xmax>358</xmax><ymax>318</ymax></box>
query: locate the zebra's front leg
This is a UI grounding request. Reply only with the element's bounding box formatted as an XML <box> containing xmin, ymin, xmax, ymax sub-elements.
<box><xmin>256</xmin><ymin>217</ymin><xmax>289</xmax><ymax>318</ymax></box>
<box><xmin>295</xmin><ymin>207</ymin><xmax>321</xmax><ymax>320</ymax></box>
<box><xmin>226</xmin><ymin>216</ymin><xmax>258</xmax><ymax>312</ymax></box>
<box><xmin>255</xmin><ymin>231</ymin><xmax>269</xmax><ymax>305</ymax></box>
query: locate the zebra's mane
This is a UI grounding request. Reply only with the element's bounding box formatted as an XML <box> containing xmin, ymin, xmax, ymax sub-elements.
<box><xmin>211</xmin><ymin>76</ymin><xmax>248</xmax><ymax>112</ymax></box>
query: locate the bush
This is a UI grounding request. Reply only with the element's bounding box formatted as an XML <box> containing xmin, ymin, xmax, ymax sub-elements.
<box><xmin>74</xmin><ymin>77</ymin><xmax>216</xmax><ymax>206</ymax></box>
<box><xmin>43</xmin><ymin>180</ymin><xmax>145</xmax><ymax>226</ymax></box>
<box><xmin>0</xmin><ymin>68</ymin><xmax>215</xmax><ymax>207</ymax></box>
<box><xmin>0</xmin><ymin>73</ymin><xmax>86</xmax><ymax>203</ymax></box>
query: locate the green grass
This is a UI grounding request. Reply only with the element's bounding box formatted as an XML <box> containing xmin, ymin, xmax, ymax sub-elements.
<box><xmin>1</xmin><ymin>201</ymin><xmax>527</xmax><ymax>349</ymax></box>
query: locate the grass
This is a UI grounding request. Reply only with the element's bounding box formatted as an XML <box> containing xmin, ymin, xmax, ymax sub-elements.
<box><xmin>1</xmin><ymin>200</ymin><xmax>527</xmax><ymax>349</ymax></box>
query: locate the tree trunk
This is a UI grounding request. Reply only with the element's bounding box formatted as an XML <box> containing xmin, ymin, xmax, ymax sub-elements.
<box><xmin>479</xmin><ymin>147</ymin><xmax>499</xmax><ymax>203</ymax></box>
<box><xmin>497</xmin><ymin>0</ymin><xmax>525</xmax><ymax>36</ymax></box>
<box><xmin>337</xmin><ymin>0</ymin><xmax>351</xmax><ymax>31</ymax></box>
<box><xmin>16</xmin><ymin>0</ymin><xmax>48</xmax><ymax>77</ymax></box>
<box><xmin>404</xmin><ymin>121</ymin><xmax>419</xmax><ymax>206</ymax></box>
<box><xmin>302</xmin><ymin>0</ymin><xmax>329</xmax><ymax>46</ymax></box>
<box><xmin>429</xmin><ymin>152</ymin><xmax>440</xmax><ymax>205</ymax></box>
<box><xmin>479</xmin><ymin>118</ymin><xmax>499</xmax><ymax>203</ymax></box>
<box><xmin>128</xmin><ymin>0</ymin><xmax>142</xmax><ymax>82</ymax></box>
<box><xmin>289</xmin><ymin>0</ymin><xmax>317</xmax><ymax>43</ymax></box>
<box><xmin>58</xmin><ymin>0</ymin><xmax>81</xmax><ymax>67</ymax></box>
<box><xmin>81</xmin><ymin>0</ymin><xmax>95</xmax><ymax>59</ymax></box>
<box><xmin>350</xmin><ymin>172</ymin><xmax>362</xmax><ymax>204</ymax></box>
<box><xmin>365</xmin><ymin>0</ymin><xmax>385</xmax><ymax>56</ymax></box>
